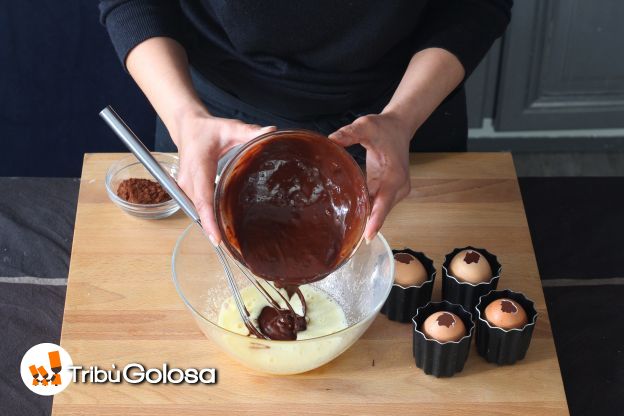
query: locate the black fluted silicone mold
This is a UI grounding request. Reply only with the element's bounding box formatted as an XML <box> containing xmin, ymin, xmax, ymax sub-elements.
<box><xmin>441</xmin><ymin>246</ymin><xmax>501</xmax><ymax>314</ymax></box>
<box><xmin>412</xmin><ymin>301</ymin><xmax>475</xmax><ymax>377</ymax></box>
<box><xmin>381</xmin><ymin>249</ymin><xmax>436</xmax><ymax>323</ymax></box>
<box><xmin>475</xmin><ymin>289</ymin><xmax>538</xmax><ymax>365</ymax></box>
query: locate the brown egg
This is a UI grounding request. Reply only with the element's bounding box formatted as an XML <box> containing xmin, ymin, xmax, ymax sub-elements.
<box><xmin>393</xmin><ymin>252</ymin><xmax>428</xmax><ymax>286</ymax></box>
<box><xmin>449</xmin><ymin>249</ymin><xmax>492</xmax><ymax>284</ymax></box>
<box><xmin>422</xmin><ymin>311</ymin><xmax>466</xmax><ymax>342</ymax></box>
<box><xmin>484</xmin><ymin>298</ymin><xmax>528</xmax><ymax>330</ymax></box>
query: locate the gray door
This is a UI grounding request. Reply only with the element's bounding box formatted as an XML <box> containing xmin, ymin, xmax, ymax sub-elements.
<box><xmin>492</xmin><ymin>0</ymin><xmax>624</xmax><ymax>131</ymax></box>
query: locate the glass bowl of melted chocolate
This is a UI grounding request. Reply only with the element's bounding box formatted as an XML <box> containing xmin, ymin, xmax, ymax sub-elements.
<box><xmin>215</xmin><ymin>129</ymin><xmax>370</xmax><ymax>286</ymax></box>
<box><xmin>173</xmin><ymin>130</ymin><xmax>393</xmax><ymax>374</ymax></box>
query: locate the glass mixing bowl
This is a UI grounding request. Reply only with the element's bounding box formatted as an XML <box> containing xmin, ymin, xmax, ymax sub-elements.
<box><xmin>172</xmin><ymin>223</ymin><xmax>394</xmax><ymax>375</ymax></box>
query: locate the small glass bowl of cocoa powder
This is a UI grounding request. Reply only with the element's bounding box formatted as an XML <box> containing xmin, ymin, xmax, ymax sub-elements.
<box><xmin>105</xmin><ymin>153</ymin><xmax>180</xmax><ymax>219</ymax></box>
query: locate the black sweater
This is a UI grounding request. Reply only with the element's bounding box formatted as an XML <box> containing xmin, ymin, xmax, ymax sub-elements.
<box><xmin>99</xmin><ymin>0</ymin><xmax>511</xmax><ymax>120</ymax></box>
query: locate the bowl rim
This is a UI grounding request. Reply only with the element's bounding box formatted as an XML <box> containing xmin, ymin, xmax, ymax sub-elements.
<box><xmin>171</xmin><ymin>223</ymin><xmax>394</xmax><ymax>343</ymax></box>
<box><xmin>213</xmin><ymin>129</ymin><xmax>371</xmax><ymax>281</ymax></box>
<box><xmin>106</xmin><ymin>153</ymin><xmax>179</xmax><ymax>209</ymax></box>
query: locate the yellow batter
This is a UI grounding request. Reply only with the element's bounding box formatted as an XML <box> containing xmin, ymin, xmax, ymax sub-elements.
<box><xmin>218</xmin><ymin>281</ymin><xmax>347</xmax><ymax>340</ymax></box>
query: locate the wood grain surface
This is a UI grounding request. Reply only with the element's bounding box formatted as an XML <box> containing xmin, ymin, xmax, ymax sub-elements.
<box><xmin>53</xmin><ymin>153</ymin><xmax>568</xmax><ymax>415</ymax></box>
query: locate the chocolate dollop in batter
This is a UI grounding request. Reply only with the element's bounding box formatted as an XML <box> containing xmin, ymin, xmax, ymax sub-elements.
<box><xmin>257</xmin><ymin>306</ymin><xmax>307</xmax><ymax>341</ymax></box>
<box><xmin>254</xmin><ymin>282</ymin><xmax>309</xmax><ymax>340</ymax></box>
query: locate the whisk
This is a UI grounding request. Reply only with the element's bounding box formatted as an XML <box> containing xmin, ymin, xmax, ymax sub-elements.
<box><xmin>100</xmin><ymin>105</ymin><xmax>301</xmax><ymax>340</ymax></box>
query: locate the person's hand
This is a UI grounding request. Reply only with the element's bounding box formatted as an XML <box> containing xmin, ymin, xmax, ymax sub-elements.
<box><xmin>173</xmin><ymin>110</ymin><xmax>276</xmax><ymax>244</ymax></box>
<box><xmin>328</xmin><ymin>112</ymin><xmax>413</xmax><ymax>242</ymax></box>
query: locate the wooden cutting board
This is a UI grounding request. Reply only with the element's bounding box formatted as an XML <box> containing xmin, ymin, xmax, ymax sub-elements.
<box><xmin>53</xmin><ymin>153</ymin><xmax>568</xmax><ymax>415</ymax></box>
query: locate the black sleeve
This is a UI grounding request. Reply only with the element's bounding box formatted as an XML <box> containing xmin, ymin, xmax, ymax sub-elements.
<box><xmin>415</xmin><ymin>0</ymin><xmax>512</xmax><ymax>78</ymax></box>
<box><xmin>98</xmin><ymin>0</ymin><xmax>184</xmax><ymax>67</ymax></box>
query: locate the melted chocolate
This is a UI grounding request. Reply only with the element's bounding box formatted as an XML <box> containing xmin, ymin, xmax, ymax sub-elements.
<box><xmin>463</xmin><ymin>251</ymin><xmax>481</xmax><ymax>264</ymax></box>
<box><xmin>257</xmin><ymin>306</ymin><xmax>307</xmax><ymax>341</ymax></box>
<box><xmin>274</xmin><ymin>282</ymin><xmax>307</xmax><ymax>316</ymax></box>
<box><xmin>394</xmin><ymin>252</ymin><xmax>415</xmax><ymax>264</ymax></box>
<box><xmin>257</xmin><ymin>282</ymin><xmax>308</xmax><ymax>340</ymax></box>
<box><xmin>436</xmin><ymin>312</ymin><xmax>456</xmax><ymax>328</ymax></box>
<box><xmin>217</xmin><ymin>131</ymin><xmax>369</xmax><ymax>286</ymax></box>
<box><xmin>275</xmin><ymin>281</ymin><xmax>298</xmax><ymax>300</ymax></box>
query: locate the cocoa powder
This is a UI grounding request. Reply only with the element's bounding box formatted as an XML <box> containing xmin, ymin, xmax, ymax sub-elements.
<box><xmin>117</xmin><ymin>178</ymin><xmax>171</xmax><ymax>204</ymax></box>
